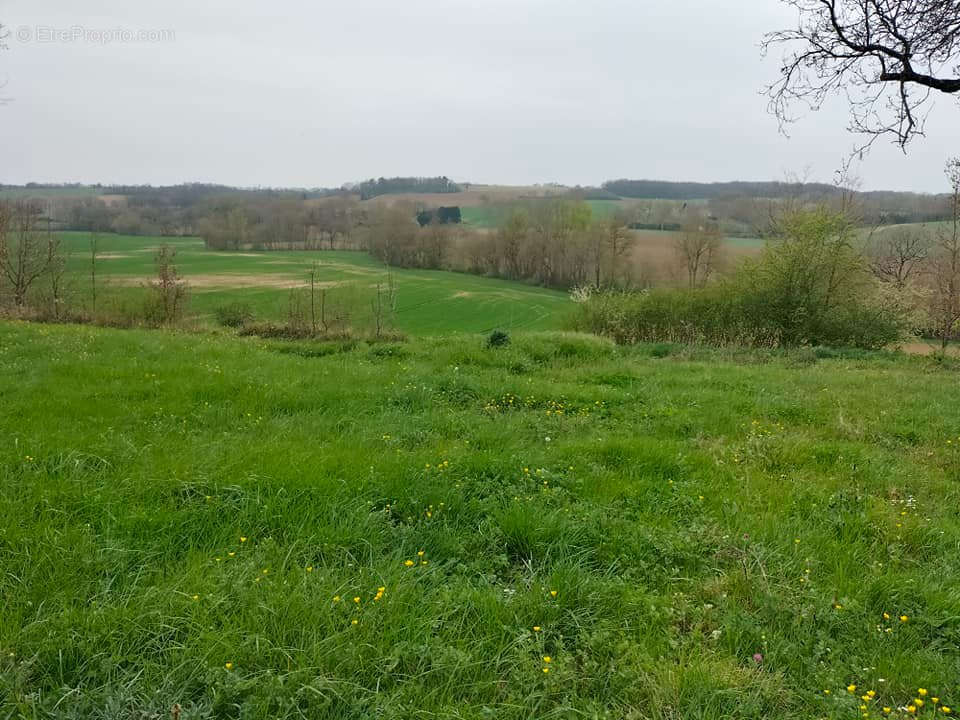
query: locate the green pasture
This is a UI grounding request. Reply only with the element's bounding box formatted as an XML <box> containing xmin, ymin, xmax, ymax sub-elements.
<box><xmin>1</xmin><ymin>322</ymin><xmax>959</xmax><ymax>717</ymax></box>
<box><xmin>57</xmin><ymin>232</ymin><xmax>570</xmax><ymax>334</ymax></box>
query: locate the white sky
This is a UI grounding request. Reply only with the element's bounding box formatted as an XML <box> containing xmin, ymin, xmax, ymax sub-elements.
<box><xmin>1</xmin><ymin>0</ymin><xmax>958</xmax><ymax>192</ymax></box>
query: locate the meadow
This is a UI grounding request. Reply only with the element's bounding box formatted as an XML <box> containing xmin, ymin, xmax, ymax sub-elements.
<box><xmin>56</xmin><ymin>232</ymin><xmax>570</xmax><ymax>334</ymax></box>
<box><xmin>2</xmin><ymin>321</ymin><xmax>959</xmax><ymax>718</ymax></box>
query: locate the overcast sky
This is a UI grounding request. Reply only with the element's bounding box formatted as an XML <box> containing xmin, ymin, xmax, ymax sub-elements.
<box><xmin>2</xmin><ymin>0</ymin><xmax>958</xmax><ymax>192</ymax></box>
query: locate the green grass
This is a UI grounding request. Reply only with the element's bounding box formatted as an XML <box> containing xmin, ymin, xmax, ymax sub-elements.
<box><xmin>460</xmin><ymin>205</ymin><xmax>513</xmax><ymax>228</ymax></box>
<box><xmin>2</xmin><ymin>321</ymin><xmax>959</xmax><ymax>718</ymax></box>
<box><xmin>58</xmin><ymin>232</ymin><xmax>570</xmax><ymax>334</ymax></box>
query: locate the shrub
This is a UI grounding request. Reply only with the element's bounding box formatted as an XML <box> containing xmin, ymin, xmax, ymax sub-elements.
<box><xmin>486</xmin><ymin>329</ymin><xmax>510</xmax><ymax>348</ymax></box>
<box><xmin>571</xmin><ymin>209</ymin><xmax>907</xmax><ymax>350</ymax></box>
<box><xmin>144</xmin><ymin>245</ymin><xmax>189</xmax><ymax>326</ymax></box>
<box><xmin>215</xmin><ymin>302</ymin><xmax>255</xmax><ymax>328</ymax></box>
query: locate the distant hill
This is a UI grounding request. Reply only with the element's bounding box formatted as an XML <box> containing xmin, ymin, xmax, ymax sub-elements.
<box><xmin>601</xmin><ymin>179</ymin><xmax>843</xmax><ymax>201</ymax></box>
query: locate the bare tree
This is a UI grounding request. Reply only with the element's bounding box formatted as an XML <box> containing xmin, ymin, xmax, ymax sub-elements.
<box><xmin>371</xmin><ymin>272</ymin><xmax>397</xmax><ymax>338</ymax></box>
<box><xmin>496</xmin><ymin>210</ymin><xmax>529</xmax><ymax>279</ymax></box>
<box><xmin>927</xmin><ymin>158</ymin><xmax>960</xmax><ymax>350</ymax></box>
<box><xmin>44</xmin><ymin>225</ymin><xmax>68</xmax><ymax>320</ymax></box>
<box><xmin>604</xmin><ymin>217</ymin><xmax>633</xmax><ymax>288</ymax></box>
<box><xmin>763</xmin><ymin>0</ymin><xmax>960</xmax><ymax>150</ymax></box>
<box><xmin>90</xmin><ymin>232</ymin><xmax>99</xmax><ymax>317</ymax></box>
<box><xmin>675</xmin><ymin>219</ymin><xmax>723</xmax><ymax>288</ymax></box>
<box><xmin>0</xmin><ymin>201</ymin><xmax>60</xmax><ymax>308</ymax></box>
<box><xmin>869</xmin><ymin>227</ymin><xmax>930</xmax><ymax>287</ymax></box>
<box><xmin>148</xmin><ymin>245</ymin><xmax>189</xmax><ymax>325</ymax></box>
<box><xmin>586</xmin><ymin>218</ymin><xmax>632</xmax><ymax>289</ymax></box>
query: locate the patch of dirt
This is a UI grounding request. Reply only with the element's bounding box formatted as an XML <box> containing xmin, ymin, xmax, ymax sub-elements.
<box><xmin>899</xmin><ymin>342</ymin><xmax>960</xmax><ymax>356</ymax></box>
<box><xmin>97</xmin><ymin>194</ymin><xmax>128</xmax><ymax>207</ymax></box>
<box><xmin>113</xmin><ymin>274</ymin><xmax>344</xmax><ymax>290</ymax></box>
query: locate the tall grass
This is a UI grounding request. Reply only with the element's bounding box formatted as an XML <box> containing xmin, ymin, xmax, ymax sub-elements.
<box><xmin>1</xmin><ymin>322</ymin><xmax>959</xmax><ymax>718</ymax></box>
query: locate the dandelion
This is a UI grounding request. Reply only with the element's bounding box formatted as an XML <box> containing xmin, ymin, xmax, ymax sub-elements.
<box><xmin>900</xmin><ymin>615</ymin><xmax>909</xmax><ymax>623</ymax></box>
<box><xmin>942</xmin><ymin>706</ymin><xmax>951</xmax><ymax>714</ymax></box>
<box><xmin>351</xmin><ymin>619</ymin><xmax>358</xmax><ymax>626</ymax></box>
<box><xmin>868</xmin><ymin>691</ymin><xmax>876</xmax><ymax>698</ymax></box>
<box><xmin>228</xmin><ymin>552</ymin><xmax>235</xmax><ymax>557</ymax></box>
<box><xmin>543</xmin><ymin>656</ymin><xmax>552</xmax><ymax>663</ymax></box>
<box><xmin>916</xmin><ymin>699</ymin><xmax>925</xmax><ymax>708</ymax></box>
<box><xmin>920</xmin><ymin>689</ymin><xmax>928</xmax><ymax>697</ymax></box>
<box><xmin>542</xmin><ymin>667</ymin><xmax>550</xmax><ymax>673</ymax></box>
<box><xmin>306</xmin><ymin>566</ymin><xmax>313</xmax><ymax>572</ymax></box>
<box><xmin>908</xmin><ymin>706</ymin><xmax>917</xmax><ymax>714</ymax></box>
<box><xmin>191</xmin><ymin>594</ymin><xmax>199</xmax><ymax>601</ymax></box>
<box><xmin>353</xmin><ymin>596</ymin><xmax>360</xmax><ymax>604</ymax></box>
<box><xmin>240</xmin><ymin>537</ymin><xmax>247</xmax><ymax>543</ymax></box>
<box><xmin>404</xmin><ymin>560</ymin><xmax>415</xmax><ymax>567</ymax></box>
<box><xmin>883</xmin><ymin>708</ymin><xmax>891</xmax><ymax>714</ymax></box>
<box><xmin>824</xmin><ymin>690</ymin><xmax>831</xmax><ymax>695</ymax></box>
<box><xmin>933</xmin><ymin>698</ymin><xmax>940</xmax><ymax>705</ymax></box>
<box><xmin>883</xmin><ymin>612</ymin><xmax>891</xmax><ymax>620</ymax></box>
<box><xmin>417</xmin><ymin>550</ymin><xmax>425</xmax><ymax>557</ymax></box>
<box><xmin>333</xmin><ymin>595</ymin><xmax>341</xmax><ymax>602</ymax></box>
<box><xmin>550</xmin><ymin>590</ymin><xmax>558</xmax><ymax>598</ymax></box>
<box><xmin>225</xmin><ymin>662</ymin><xmax>234</xmax><ymax>670</ymax></box>
<box><xmin>533</xmin><ymin>626</ymin><xmax>541</xmax><ymax>632</ymax></box>
<box><xmin>849</xmin><ymin>685</ymin><xmax>858</xmax><ymax>693</ymax></box>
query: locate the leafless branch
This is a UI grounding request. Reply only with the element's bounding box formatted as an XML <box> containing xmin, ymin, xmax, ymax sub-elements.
<box><xmin>763</xmin><ymin>0</ymin><xmax>960</xmax><ymax>150</ymax></box>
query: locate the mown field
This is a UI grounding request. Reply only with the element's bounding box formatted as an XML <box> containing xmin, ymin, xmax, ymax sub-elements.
<box><xmin>2</xmin><ymin>321</ymin><xmax>959</xmax><ymax>718</ymax></box>
<box><xmin>57</xmin><ymin>232</ymin><xmax>570</xmax><ymax>334</ymax></box>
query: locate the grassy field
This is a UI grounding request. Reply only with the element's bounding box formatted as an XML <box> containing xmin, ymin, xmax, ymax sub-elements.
<box><xmin>2</xmin><ymin>321</ymin><xmax>959</xmax><ymax>718</ymax></box>
<box><xmin>57</xmin><ymin>232</ymin><xmax>570</xmax><ymax>334</ymax></box>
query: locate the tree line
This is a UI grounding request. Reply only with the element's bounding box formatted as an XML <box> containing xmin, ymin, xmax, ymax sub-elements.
<box><xmin>356</xmin><ymin>176</ymin><xmax>461</xmax><ymax>200</ymax></box>
<box><xmin>576</xmin><ymin>159</ymin><xmax>960</xmax><ymax>351</ymax></box>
